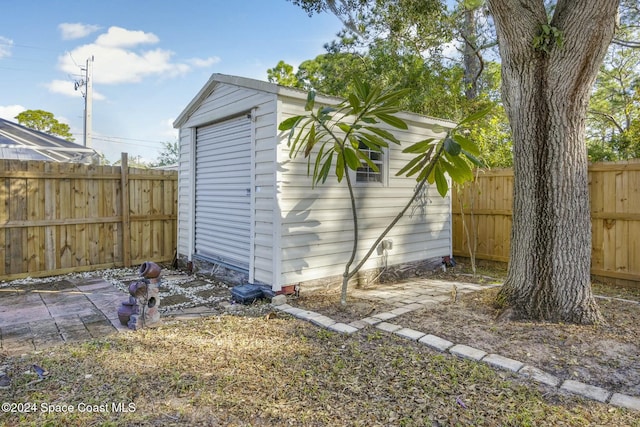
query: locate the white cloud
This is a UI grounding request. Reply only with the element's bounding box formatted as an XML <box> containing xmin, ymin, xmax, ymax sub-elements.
<box><xmin>58</xmin><ymin>23</ymin><xmax>101</xmax><ymax>40</ymax></box>
<box><xmin>0</xmin><ymin>36</ymin><xmax>13</xmax><ymax>59</ymax></box>
<box><xmin>160</xmin><ymin>118</ymin><xmax>179</xmax><ymax>139</ymax></box>
<box><xmin>188</xmin><ymin>56</ymin><xmax>221</xmax><ymax>68</ymax></box>
<box><xmin>46</xmin><ymin>79</ymin><xmax>105</xmax><ymax>100</ymax></box>
<box><xmin>55</xmin><ymin>26</ymin><xmax>195</xmax><ymax>85</ymax></box>
<box><xmin>0</xmin><ymin>104</ymin><xmax>26</xmax><ymax>120</ymax></box>
<box><xmin>95</xmin><ymin>26</ymin><xmax>159</xmax><ymax>48</ymax></box>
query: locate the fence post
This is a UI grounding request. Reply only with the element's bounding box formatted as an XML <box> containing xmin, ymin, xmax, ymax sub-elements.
<box><xmin>121</xmin><ymin>153</ymin><xmax>131</xmax><ymax>267</ymax></box>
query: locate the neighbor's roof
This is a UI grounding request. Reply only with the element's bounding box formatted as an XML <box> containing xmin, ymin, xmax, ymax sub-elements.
<box><xmin>173</xmin><ymin>73</ymin><xmax>457</xmax><ymax>129</ymax></box>
<box><xmin>0</xmin><ymin>117</ymin><xmax>98</xmax><ymax>163</ymax></box>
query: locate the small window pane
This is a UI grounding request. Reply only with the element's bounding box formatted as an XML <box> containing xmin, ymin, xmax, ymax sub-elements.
<box><xmin>356</xmin><ymin>142</ymin><xmax>383</xmax><ymax>183</ymax></box>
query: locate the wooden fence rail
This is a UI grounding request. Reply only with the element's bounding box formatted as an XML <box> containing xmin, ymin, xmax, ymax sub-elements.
<box><xmin>452</xmin><ymin>160</ymin><xmax>640</xmax><ymax>285</ymax></box>
<box><xmin>0</xmin><ymin>155</ymin><xmax>177</xmax><ymax>280</ymax></box>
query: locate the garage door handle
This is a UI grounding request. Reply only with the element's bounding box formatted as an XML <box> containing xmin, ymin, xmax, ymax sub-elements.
<box><xmin>245</xmin><ymin>188</ymin><xmax>251</xmax><ymax>196</ymax></box>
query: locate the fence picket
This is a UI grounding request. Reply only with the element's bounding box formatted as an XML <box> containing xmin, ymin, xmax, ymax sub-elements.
<box><xmin>0</xmin><ymin>157</ymin><xmax>177</xmax><ymax>280</ymax></box>
<box><xmin>452</xmin><ymin>160</ymin><xmax>640</xmax><ymax>286</ymax></box>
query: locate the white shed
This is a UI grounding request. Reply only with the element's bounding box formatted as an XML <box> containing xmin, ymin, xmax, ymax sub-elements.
<box><xmin>173</xmin><ymin>74</ymin><xmax>455</xmax><ymax>292</ymax></box>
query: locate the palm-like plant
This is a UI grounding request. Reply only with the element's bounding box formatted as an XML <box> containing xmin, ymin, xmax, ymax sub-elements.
<box><xmin>280</xmin><ymin>80</ymin><xmax>488</xmax><ymax>304</ymax></box>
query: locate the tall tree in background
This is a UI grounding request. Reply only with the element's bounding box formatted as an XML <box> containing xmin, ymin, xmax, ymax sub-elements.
<box><xmin>267</xmin><ymin>60</ymin><xmax>300</xmax><ymax>87</ymax></box>
<box><xmin>292</xmin><ymin>0</ymin><xmax>623</xmax><ymax>323</ymax></box>
<box><xmin>151</xmin><ymin>141</ymin><xmax>180</xmax><ymax>168</ymax></box>
<box><xmin>15</xmin><ymin>109</ymin><xmax>75</xmax><ymax>142</ymax></box>
<box><xmin>286</xmin><ymin>0</ymin><xmax>510</xmax><ymax>166</ymax></box>
<box><xmin>586</xmin><ymin>26</ymin><xmax>640</xmax><ymax>161</ymax></box>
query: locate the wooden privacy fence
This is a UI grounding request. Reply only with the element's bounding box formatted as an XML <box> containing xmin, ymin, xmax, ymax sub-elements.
<box><xmin>0</xmin><ymin>155</ymin><xmax>177</xmax><ymax>280</ymax></box>
<box><xmin>452</xmin><ymin>159</ymin><xmax>640</xmax><ymax>285</ymax></box>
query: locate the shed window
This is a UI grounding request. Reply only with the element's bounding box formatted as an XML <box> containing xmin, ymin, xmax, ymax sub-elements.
<box><xmin>356</xmin><ymin>142</ymin><xmax>384</xmax><ymax>183</ymax></box>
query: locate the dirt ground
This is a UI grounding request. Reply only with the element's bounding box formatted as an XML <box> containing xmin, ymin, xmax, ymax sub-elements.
<box><xmin>293</xmin><ymin>264</ymin><xmax>640</xmax><ymax>398</ymax></box>
<box><xmin>2</xmin><ymin>262</ymin><xmax>638</xmax><ymax>401</ymax></box>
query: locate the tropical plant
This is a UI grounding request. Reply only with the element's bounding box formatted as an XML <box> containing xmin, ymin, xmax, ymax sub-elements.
<box><xmin>279</xmin><ymin>80</ymin><xmax>487</xmax><ymax>304</ymax></box>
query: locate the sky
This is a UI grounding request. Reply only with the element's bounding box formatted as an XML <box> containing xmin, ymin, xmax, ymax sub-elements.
<box><xmin>0</xmin><ymin>0</ymin><xmax>343</xmax><ymax>163</ymax></box>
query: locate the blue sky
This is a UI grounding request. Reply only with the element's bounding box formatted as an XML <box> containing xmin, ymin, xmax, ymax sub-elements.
<box><xmin>0</xmin><ymin>0</ymin><xmax>343</xmax><ymax>162</ymax></box>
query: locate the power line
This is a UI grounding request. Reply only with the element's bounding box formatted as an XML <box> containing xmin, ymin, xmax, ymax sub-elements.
<box><xmin>78</xmin><ymin>135</ymin><xmax>173</xmax><ymax>149</ymax></box>
<box><xmin>73</xmin><ymin>134</ymin><xmax>173</xmax><ymax>144</ymax></box>
<box><xmin>0</xmin><ymin>40</ymin><xmax>59</xmax><ymax>52</ymax></box>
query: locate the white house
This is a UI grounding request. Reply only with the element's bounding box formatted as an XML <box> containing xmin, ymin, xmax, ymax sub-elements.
<box><xmin>173</xmin><ymin>74</ymin><xmax>455</xmax><ymax>292</ymax></box>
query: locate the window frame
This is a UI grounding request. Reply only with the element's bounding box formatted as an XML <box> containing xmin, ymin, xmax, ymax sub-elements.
<box><xmin>352</xmin><ymin>142</ymin><xmax>389</xmax><ymax>187</ymax></box>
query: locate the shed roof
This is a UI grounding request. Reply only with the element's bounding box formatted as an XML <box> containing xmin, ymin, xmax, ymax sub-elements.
<box><xmin>173</xmin><ymin>73</ymin><xmax>456</xmax><ymax>129</ymax></box>
<box><xmin>0</xmin><ymin>118</ymin><xmax>98</xmax><ymax>163</ymax></box>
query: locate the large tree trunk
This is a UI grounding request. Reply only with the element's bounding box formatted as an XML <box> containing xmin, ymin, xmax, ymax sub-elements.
<box><xmin>487</xmin><ymin>0</ymin><xmax>619</xmax><ymax>323</ymax></box>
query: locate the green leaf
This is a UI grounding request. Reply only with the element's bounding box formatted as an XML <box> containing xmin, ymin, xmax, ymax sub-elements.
<box><xmin>364</xmin><ymin>126</ymin><xmax>401</xmax><ymax>144</ymax></box>
<box><xmin>452</xmin><ymin>134</ymin><xmax>480</xmax><ymax>156</ymax></box>
<box><xmin>364</xmin><ymin>85</ymin><xmax>381</xmax><ymax>105</ymax></box>
<box><xmin>348</xmin><ymin>93</ymin><xmax>360</xmax><ymax>112</ymax></box>
<box><xmin>312</xmin><ymin>143</ymin><xmax>326</xmax><ymax>180</ymax></box>
<box><xmin>443</xmin><ymin>151</ymin><xmax>473</xmax><ymax>183</ymax></box>
<box><xmin>434</xmin><ymin>164</ymin><xmax>449</xmax><ymax>197</ymax></box>
<box><xmin>353</xmin><ymin>79</ymin><xmax>369</xmax><ymax>101</ymax></box>
<box><xmin>462</xmin><ymin>150</ymin><xmax>484</xmax><ymax>167</ymax></box>
<box><xmin>343</xmin><ymin>147</ymin><xmax>362</xmax><ymax>170</ymax></box>
<box><xmin>305</xmin><ymin>90</ymin><xmax>316</xmax><ymax>111</ymax></box>
<box><xmin>457</xmin><ymin>106</ymin><xmax>493</xmax><ymax>127</ymax></box>
<box><xmin>440</xmin><ymin>159</ymin><xmax>459</xmax><ymax>182</ymax></box>
<box><xmin>317</xmin><ymin>152</ymin><xmax>333</xmax><ymax>185</ymax></box>
<box><xmin>402</xmin><ymin>138</ymin><xmax>435</xmax><ymax>154</ymax></box>
<box><xmin>356</xmin><ymin>136</ymin><xmax>376</xmax><ymax>151</ymax></box>
<box><xmin>288</xmin><ymin>119</ymin><xmax>312</xmax><ymax>157</ymax></box>
<box><xmin>375</xmin><ymin>113</ymin><xmax>408</xmax><ymax>129</ymax></box>
<box><xmin>304</xmin><ymin>124</ymin><xmax>316</xmax><ymax>157</ymax></box>
<box><xmin>336</xmin><ymin>151</ymin><xmax>345</xmax><ymax>182</ymax></box>
<box><xmin>357</xmin><ymin>149</ymin><xmax>379</xmax><ymax>172</ymax></box>
<box><xmin>397</xmin><ymin>154</ymin><xmax>425</xmax><ymax>177</ymax></box>
<box><xmin>337</xmin><ymin>123</ymin><xmax>352</xmax><ymax>134</ymax></box>
<box><xmin>318</xmin><ymin>107</ymin><xmax>336</xmax><ymax>123</ymax></box>
<box><xmin>375</xmin><ymin>88</ymin><xmax>411</xmax><ymax>106</ymax></box>
<box><xmin>278</xmin><ymin>116</ymin><xmax>302</xmax><ymax>131</ymax></box>
<box><xmin>425</xmin><ymin>124</ymin><xmax>446</xmax><ymax>134</ymax></box>
<box><xmin>358</xmin><ymin>132</ymin><xmax>389</xmax><ymax>149</ymax></box>
<box><xmin>443</xmin><ymin>137</ymin><xmax>461</xmax><ymax>156</ymax></box>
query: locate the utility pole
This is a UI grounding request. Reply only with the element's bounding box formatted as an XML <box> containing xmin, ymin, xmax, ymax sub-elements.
<box><xmin>75</xmin><ymin>56</ymin><xmax>94</xmax><ymax>147</ymax></box>
<box><xmin>83</xmin><ymin>56</ymin><xmax>94</xmax><ymax>148</ymax></box>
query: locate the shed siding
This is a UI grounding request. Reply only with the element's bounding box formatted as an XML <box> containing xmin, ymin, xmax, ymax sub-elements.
<box><xmin>252</xmin><ymin>102</ymin><xmax>278</xmax><ymax>285</ymax></box>
<box><xmin>276</xmin><ymin>95</ymin><xmax>453</xmax><ymax>286</ymax></box>
<box><xmin>177</xmin><ymin>127</ymin><xmax>193</xmax><ymax>257</ymax></box>
<box><xmin>177</xmin><ymin>82</ymin><xmax>277</xmax><ymax>285</ymax></box>
<box><xmin>178</xmin><ymin>75</ymin><xmax>454</xmax><ymax>291</ymax></box>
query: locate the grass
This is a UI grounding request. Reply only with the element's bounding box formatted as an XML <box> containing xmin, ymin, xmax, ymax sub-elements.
<box><xmin>1</xmin><ymin>314</ymin><xmax>638</xmax><ymax>426</ymax></box>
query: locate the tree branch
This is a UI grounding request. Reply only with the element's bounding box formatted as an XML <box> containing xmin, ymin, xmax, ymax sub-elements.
<box><xmin>587</xmin><ymin>109</ymin><xmax>626</xmax><ymax>134</ymax></box>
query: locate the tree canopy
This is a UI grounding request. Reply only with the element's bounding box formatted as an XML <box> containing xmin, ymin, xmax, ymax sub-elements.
<box><xmin>150</xmin><ymin>141</ymin><xmax>179</xmax><ymax>168</ymax></box>
<box><xmin>15</xmin><ymin>109</ymin><xmax>75</xmax><ymax>142</ymax></box>
<box><xmin>283</xmin><ymin>0</ymin><xmax>639</xmax><ymax>166</ymax></box>
<box><xmin>288</xmin><ymin>0</ymin><xmax>628</xmax><ymax>323</ymax></box>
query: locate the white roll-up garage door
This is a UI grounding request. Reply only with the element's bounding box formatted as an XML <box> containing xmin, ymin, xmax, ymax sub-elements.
<box><xmin>194</xmin><ymin>115</ymin><xmax>252</xmax><ymax>270</ymax></box>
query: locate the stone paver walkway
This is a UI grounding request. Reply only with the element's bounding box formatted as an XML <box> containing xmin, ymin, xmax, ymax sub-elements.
<box><xmin>1</xmin><ymin>275</ymin><xmax>638</xmax><ymax>412</ymax></box>
<box><xmin>273</xmin><ymin>279</ymin><xmax>640</xmax><ymax>412</ymax></box>
<box><xmin>0</xmin><ymin>278</ymin><xmax>128</xmax><ymax>355</ymax></box>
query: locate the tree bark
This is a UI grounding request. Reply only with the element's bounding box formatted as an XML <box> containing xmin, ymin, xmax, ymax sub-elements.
<box><xmin>461</xmin><ymin>7</ymin><xmax>480</xmax><ymax>100</ymax></box>
<box><xmin>487</xmin><ymin>0</ymin><xmax>619</xmax><ymax>323</ymax></box>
